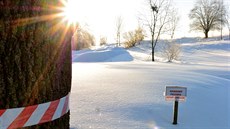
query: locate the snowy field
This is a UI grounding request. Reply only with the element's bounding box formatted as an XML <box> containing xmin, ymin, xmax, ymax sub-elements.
<box><xmin>70</xmin><ymin>37</ymin><xmax>230</xmax><ymax>129</ymax></box>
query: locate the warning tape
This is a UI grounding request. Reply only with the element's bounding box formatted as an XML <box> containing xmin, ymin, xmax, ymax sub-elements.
<box><xmin>0</xmin><ymin>93</ymin><xmax>70</xmax><ymax>129</ymax></box>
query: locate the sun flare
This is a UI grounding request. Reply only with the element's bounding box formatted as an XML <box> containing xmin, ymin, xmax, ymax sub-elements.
<box><xmin>62</xmin><ymin>0</ymin><xmax>79</xmax><ymax>25</ymax></box>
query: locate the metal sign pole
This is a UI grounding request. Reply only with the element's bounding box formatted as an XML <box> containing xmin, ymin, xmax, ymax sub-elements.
<box><xmin>165</xmin><ymin>86</ymin><xmax>187</xmax><ymax>125</ymax></box>
<box><xmin>172</xmin><ymin>100</ymin><xmax>179</xmax><ymax>125</ymax></box>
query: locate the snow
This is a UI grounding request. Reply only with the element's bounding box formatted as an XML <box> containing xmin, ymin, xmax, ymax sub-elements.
<box><xmin>72</xmin><ymin>46</ymin><xmax>133</xmax><ymax>62</ymax></box>
<box><xmin>70</xmin><ymin>38</ymin><xmax>230</xmax><ymax>129</ymax></box>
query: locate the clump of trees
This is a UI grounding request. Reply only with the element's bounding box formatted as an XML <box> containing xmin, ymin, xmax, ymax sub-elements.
<box><xmin>189</xmin><ymin>0</ymin><xmax>227</xmax><ymax>38</ymax></box>
<box><xmin>100</xmin><ymin>36</ymin><xmax>107</xmax><ymax>46</ymax></box>
<box><xmin>135</xmin><ymin>26</ymin><xmax>146</xmax><ymax>45</ymax></box>
<box><xmin>123</xmin><ymin>26</ymin><xmax>145</xmax><ymax>48</ymax></box>
<box><xmin>123</xmin><ymin>31</ymin><xmax>136</xmax><ymax>48</ymax></box>
<box><xmin>72</xmin><ymin>25</ymin><xmax>95</xmax><ymax>50</ymax></box>
<box><xmin>225</xmin><ymin>6</ymin><xmax>230</xmax><ymax>39</ymax></box>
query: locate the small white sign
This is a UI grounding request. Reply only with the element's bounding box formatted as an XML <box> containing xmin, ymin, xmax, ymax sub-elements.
<box><xmin>165</xmin><ymin>86</ymin><xmax>187</xmax><ymax>101</ymax></box>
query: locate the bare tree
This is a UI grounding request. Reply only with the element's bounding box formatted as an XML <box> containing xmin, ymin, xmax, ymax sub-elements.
<box><xmin>225</xmin><ymin>5</ymin><xmax>230</xmax><ymax>40</ymax></box>
<box><xmin>226</xmin><ymin>20</ymin><xmax>230</xmax><ymax>40</ymax></box>
<box><xmin>123</xmin><ymin>31</ymin><xmax>136</xmax><ymax>48</ymax></box>
<box><xmin>220</xmin><ymin>0</ymin><xmax>224</xmax><ymax>39</ymax></box>
<box><xmin>123</xmin><ymin>26</ymin><xmax>145</xmax><ymax>48</ymax></box>
<box><xmin>162</xmin><ymin>7</ymin><xmax>181</xmax><ymax>62</ymax></box>
<box><xmin>100</xmin><ymin>36</ymin><xmax>107</xmax><ymax>46</ymax></box>
<box><xmin>72</xmin><ymin>25</ymin><xmax>95</xmax><ymax>50</ymax></box>
<box><xmin>115</xmin><ymin>16</ymin><xmax>123</xmax><ymax>46</ymax></box>
<box><xmin>168</xmin><ymin>7</ymin><xmax>180</xmax><ymax>39</ymax></box>
<box><xmin>162</xmin><ymin>41</ymin><xmax>181</xmax><ymax>62</ymax></box>
<box><xmin>189</xmin><ymin>0</ymin><xmax>226</xmax><ymax>38</ymax></box>
<box><xmin>135</xmin><ymin>25</ymin><xmax>145</xmax><ymax>44</ymax></box>
<box><xmin>141</xmin><ymin>0</ymin><xmax>173</xmax><ymax>61</ymax></box>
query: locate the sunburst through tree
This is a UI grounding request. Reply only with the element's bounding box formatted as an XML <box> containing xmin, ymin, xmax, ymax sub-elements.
<box><xmin>0</xmin><ymin>0</ymin><xmax>76</xmax><ymax>128</ymax></box>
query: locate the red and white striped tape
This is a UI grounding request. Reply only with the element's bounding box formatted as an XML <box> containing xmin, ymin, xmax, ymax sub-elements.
<box><xmin>0</xmin><ymin>93</ymin><xmax>70</xmax><ymax>129</ymax></box>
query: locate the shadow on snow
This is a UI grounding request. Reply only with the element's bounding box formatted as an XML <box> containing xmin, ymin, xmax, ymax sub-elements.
<box><xmin>72</xmin><ymin>47</ymin><xmax>133</xmax><ymax>63</ymax></box>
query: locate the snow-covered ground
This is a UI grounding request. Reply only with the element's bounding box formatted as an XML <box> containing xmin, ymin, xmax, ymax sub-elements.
<box><xmin>70</xmin><ymin>37</ymin><xmax>230</xmax><ymax>129</ymax></box>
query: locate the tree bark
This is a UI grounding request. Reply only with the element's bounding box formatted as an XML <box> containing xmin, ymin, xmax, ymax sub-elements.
<box><xmin>151</xmin><ymin>35</ymin><xmax>155</xmax><ymax>62</ymax></box>
<box><xmin>152</xmin><ymin>48</ymin><xmax>155</xmax><ymax>62</ymax></box>
<box><xmin>0</xmin><ymin>0</ymin><xmax>72</xmax><ymax>129</ymax></box>
<box><xmin>205</xmin><ymin>30</ymin><xmax>209</xmax><ymax>38</ymax></box>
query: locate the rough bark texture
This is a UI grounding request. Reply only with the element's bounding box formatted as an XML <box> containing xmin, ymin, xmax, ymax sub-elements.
<box><xmin>0</xmin><ymin>0</ymin><xmax>72</xmax><ymax>128</ymax></box>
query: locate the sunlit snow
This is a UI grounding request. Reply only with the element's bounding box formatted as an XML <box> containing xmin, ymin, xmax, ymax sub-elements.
<box><xmin>70</xmin><ymin>37</ymin><xmax>230</xmax><ymax>129</ymax></box>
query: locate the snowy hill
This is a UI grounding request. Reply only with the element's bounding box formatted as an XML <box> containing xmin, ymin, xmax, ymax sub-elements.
<box><xmin>72</xmin><ymin>46</ymin><xmax>133</xmax><ymax>62</ymax></box>
<box><xmin>70</xmin><ymin>38</ymin><xmax>230</xmax><ymax>129</ymax></box>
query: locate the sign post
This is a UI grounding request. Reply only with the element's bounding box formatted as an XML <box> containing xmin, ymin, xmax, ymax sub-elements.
<box><xmin>173</xmin><ymin>100</ymin><xmax>179</xmax><ymax>124</ymax></box>
<box><xmin>165</xmin><ymin>86</ymin><xmax>187</xmax><ymax>125</ymax></box>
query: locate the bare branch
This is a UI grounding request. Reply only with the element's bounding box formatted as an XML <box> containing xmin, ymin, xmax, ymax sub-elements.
<box><xmin>189</xmin><ymin>0</ymin><xmax>227</xmax><ymax>38</ymax></box>
<box><xmin>140</xmin><ymin>0</ymin><xmax>175</xmax><ymax>61</ymax></box>
<box><xmin>115</xmin><ymin>16</ymin><xmax>123</xmax><ymax>46</ymax></box>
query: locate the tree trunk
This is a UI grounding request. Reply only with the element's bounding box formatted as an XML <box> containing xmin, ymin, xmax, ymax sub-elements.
<box><xmin>229</xmin><ymin>30</ymin><xmax>230</xmax><ymax>40</ymax></box>
<box><xmin>152</xmin><ymin>48</ymin><xmax>155</xmax><ymax>62</ymax></box>
<box><xmin>0</xmin><ymin>1</ymin><xmax>72</xmax><ymax>129</ymax></box>
<box><xmin>204</xmin><ymin>30</ymin><xmax>209</xmax><ymax>38</ymax></box>
<box><xmin>151</xmin><ymin>36</ymin><xmax>155</xmax><ymax>62</ymax></box>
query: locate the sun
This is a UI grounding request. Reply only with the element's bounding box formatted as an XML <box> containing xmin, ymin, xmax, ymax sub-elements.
<box><xmin>61</xmin><ymin>0</ymin><xmax>79</xmax><ymax>25</ymax></box>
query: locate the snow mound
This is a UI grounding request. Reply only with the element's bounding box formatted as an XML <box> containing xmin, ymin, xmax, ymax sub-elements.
<box><xmin>72</xmin><ymin>46</ymin><xmax>133</xmax><ymax>62</ymax></box>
